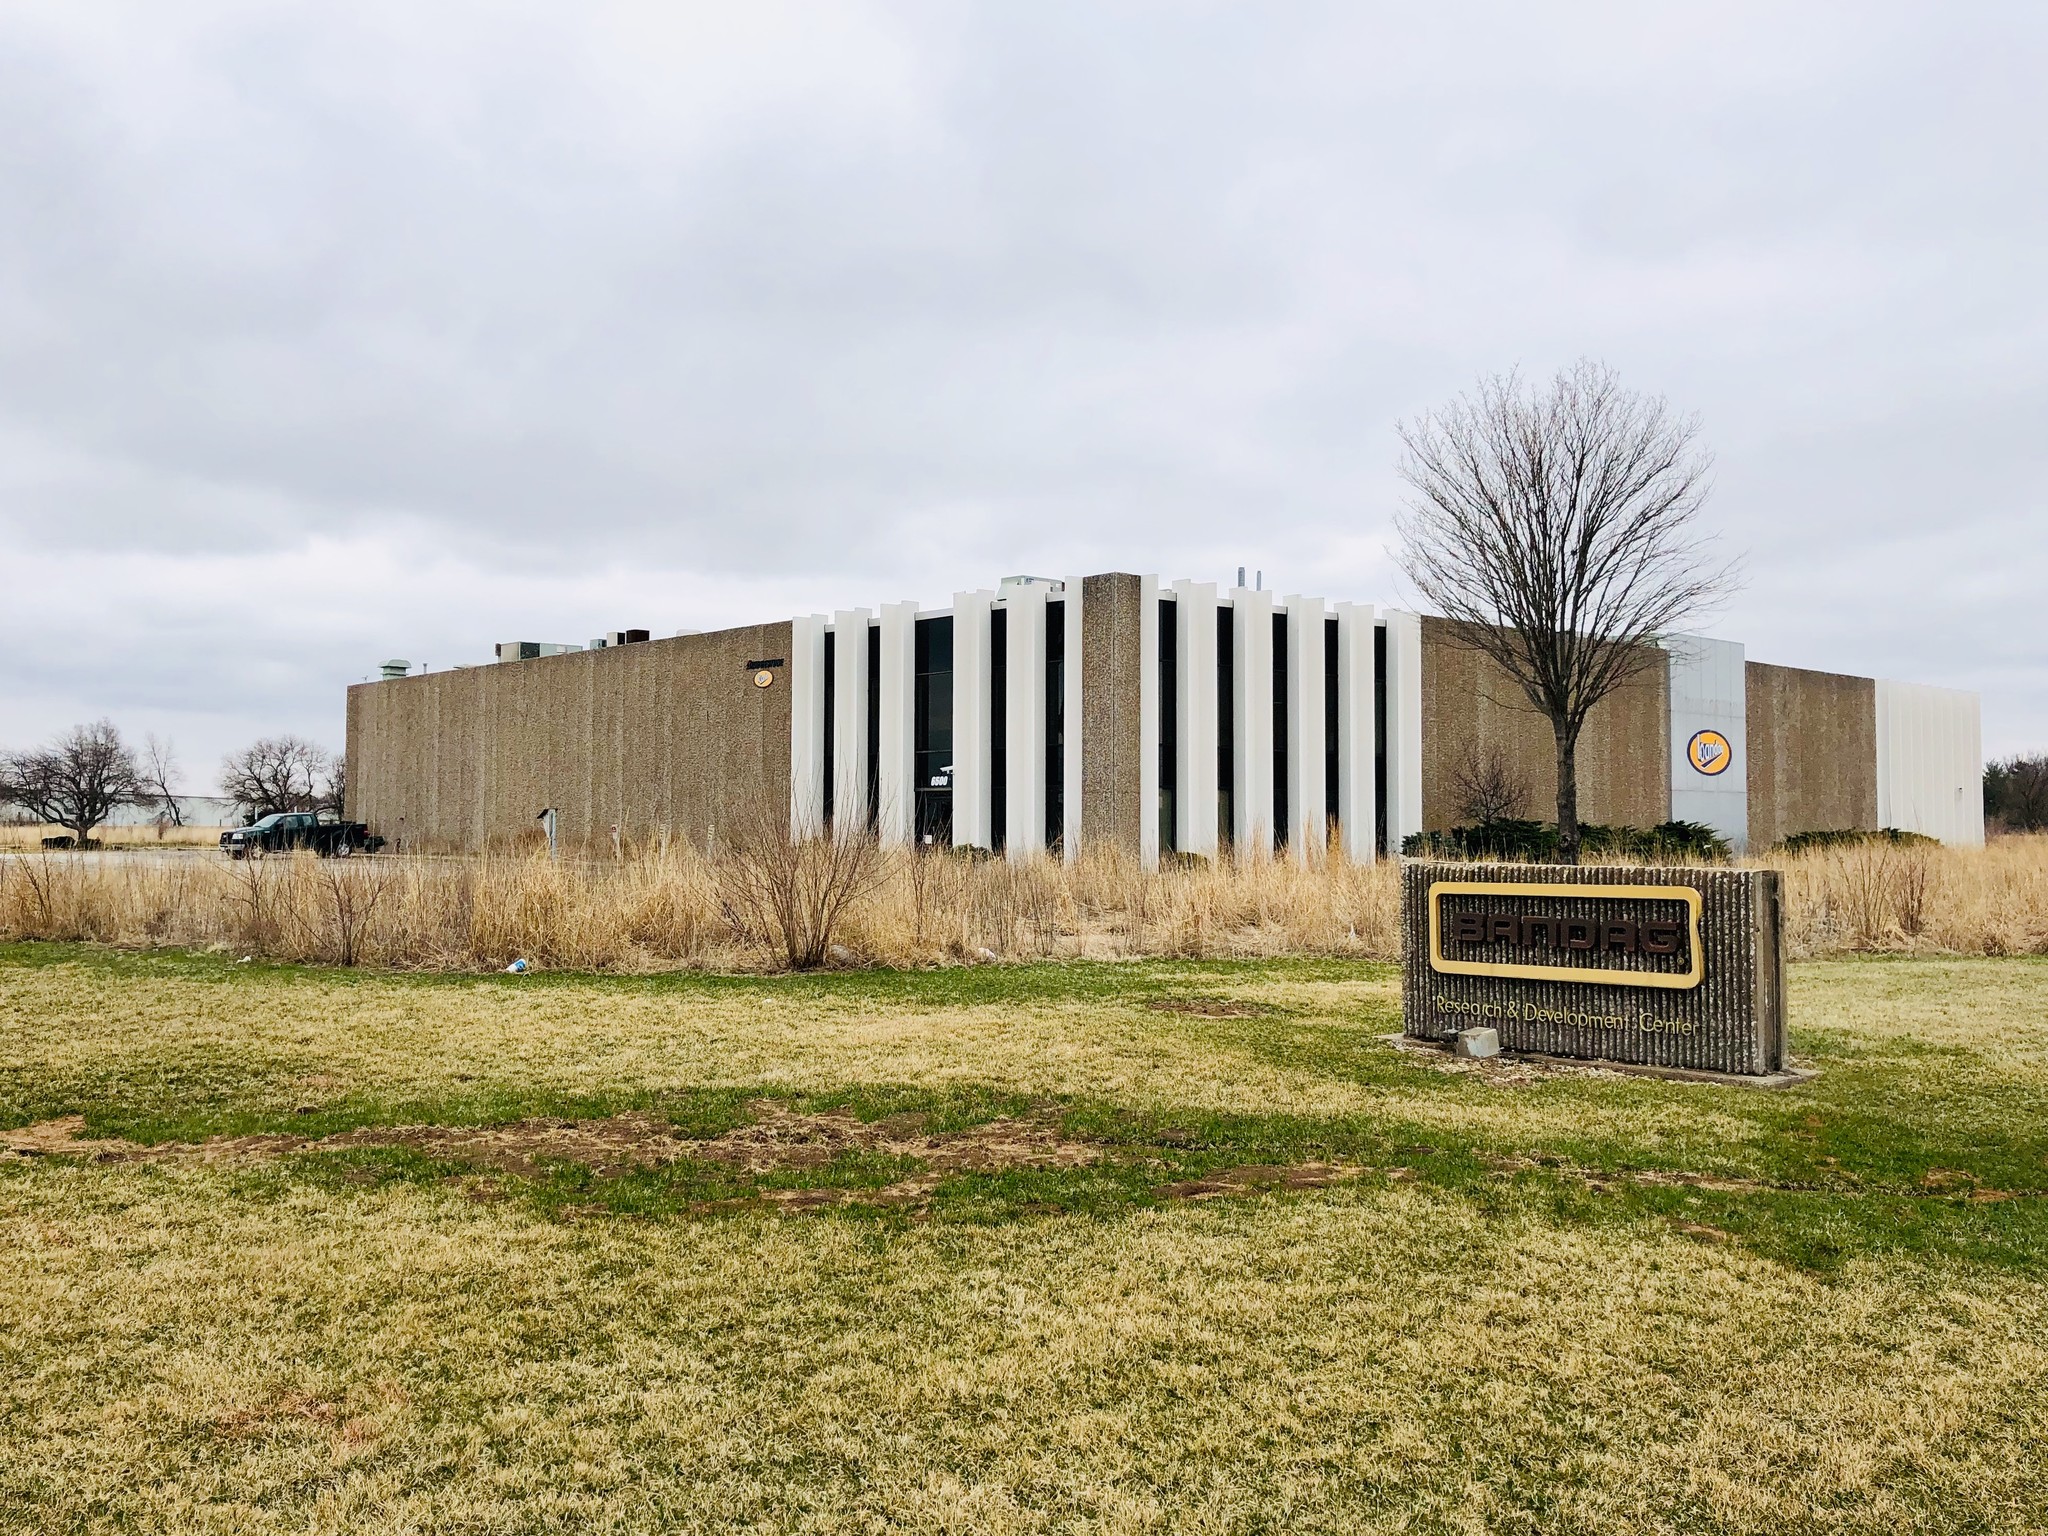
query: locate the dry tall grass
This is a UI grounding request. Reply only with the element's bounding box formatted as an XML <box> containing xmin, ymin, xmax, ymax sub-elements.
<box><xmin>0</xmin><ymin>821</ymin><xmax>229</xmax><ymax>850</ymax></box>
<box><xmin>1</xmin><ymin>835</ymin><xmax>2042</xmax><ymax>972</ymax></box>
<box><xmin>0</xmin><ymin>842</ymin><xmax>1403</xmax><ymax>972</ymax></box>
<box><xmin>1762</xmin><ymin>833</ymin><xmax>2048</xmax><ymax>958</ymax></box>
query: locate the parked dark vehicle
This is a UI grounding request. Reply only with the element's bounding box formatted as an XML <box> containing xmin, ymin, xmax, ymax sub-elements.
<box><xmin>221</xmin><ymin>812</ymin><xmax>384</xmax><ymax>858</ymax></box>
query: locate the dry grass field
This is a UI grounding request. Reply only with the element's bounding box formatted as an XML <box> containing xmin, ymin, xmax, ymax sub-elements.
<box><xmin>3</xmin><ymin>943</ymin><xmax>2046</xmax><ymax>1533</ymax></box>
<box><xmin>0</xmin><ymin>822</ymin><xmax>231</xmax><ymax>851</ymax></box>
<box><xmin>2</xmin><ymin>834</ymin><xmax>2044</xmax><ymax>972</ymax></box>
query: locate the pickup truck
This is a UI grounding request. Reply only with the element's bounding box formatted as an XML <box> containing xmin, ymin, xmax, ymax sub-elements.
<box><xmin>220</xmin><ymin>813</ymin><xmax>385</xmax><ymax>858</ymax></box>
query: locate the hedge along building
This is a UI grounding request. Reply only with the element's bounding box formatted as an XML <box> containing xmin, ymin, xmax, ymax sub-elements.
<box><xmin>345</xmin><ymin>571</ymin><xmax>1983</xmax><ymax>863</ymax></box>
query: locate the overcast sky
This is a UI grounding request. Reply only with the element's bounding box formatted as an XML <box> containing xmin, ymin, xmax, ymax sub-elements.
<box><xmin>2</xmin><ymin>1</ymin><xmax>2043</xmax><ymax>788</ymax></box>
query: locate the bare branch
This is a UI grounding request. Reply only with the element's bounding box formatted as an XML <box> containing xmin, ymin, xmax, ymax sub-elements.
<box><xmin>1449</xmin><ymin>743</ymin><xmax>1530</xmax><ymax>824</ymax></box>
<box><xmin>716</xmin><ymin>779</ymin><xmax>886</xmax><ymax>969</ymax></box>
<box><xmin>1394</xmin><ymin>359</ymin><xmax>1743</xmax><ymax>860</ymax></box>
<box><xmin>220</xmin><ymin>736</ymin><xmax>332</xmax><ymax>821</ymax></box>
<box><xmin>0</xmin><ymin>720</ymin><xmax>147</xmax><ymax>847</ymax></box>
<box><xmin>142</xmin><ymin>734</ymin><xmax>183</xmax><ymax>826</ymax></box>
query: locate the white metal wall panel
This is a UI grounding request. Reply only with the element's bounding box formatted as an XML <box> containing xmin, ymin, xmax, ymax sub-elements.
<box><xmin>788</xmin><ymin>615</ymin><xmax>828</xmax><ymax>838</ymax></box>
<box><xmin>1334</xmin><ymin>601</ymin><xmax>1377</xmax><ymax>863</ymax></box>
<box><xmin>951</xmin><ymin>589</ymin><xmax>996</xmax><ymax>850</ymax></box>
<box><xmin>1381</xmin><ymin>610</ymin><xmax>1424</xmax><ymax>851</ymax></box>
<box><xmin>830</xmin><ymin>609</ymin><xmax>872</xmax><ymax>839</ymax></box>
<box><xmin>1876</xmin><ymin>679</ymin><xmax>1984</xmax><ymax>845</ymax></box>
<box><xmin>876</xmin><ymin>600</ymin><xmax>918</xmax><ymax>847</ymax></box>
<box><xmin>1666</xmin><ymin>633</ymin><xmax>1749</xmax><ymax>851</ymax></box>
<box><xmin>1230</xmin><ymin>585</ymin><xmax>1275</xmax><ymax>856</ymax></box>
<box><xmin>1284</xmin><ymin>594</ymin><xmax>1327</xmax><ymax>862</ymax></box>
<box><xmin>1172</xmin><ymin>580</ymin><xmax>1220</xmax><ymax>858</ymax></box>
<box><xmin>1003</xmin><ymin>583</ymin><xmax>1049</xmax><ymax>862</ymax></box>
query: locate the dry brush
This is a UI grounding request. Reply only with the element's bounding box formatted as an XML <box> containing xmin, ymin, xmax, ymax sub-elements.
<box><xmin>1</xmin><ymin>834</ymin><xmax>2043</xmax><ymax>973</ymax></box>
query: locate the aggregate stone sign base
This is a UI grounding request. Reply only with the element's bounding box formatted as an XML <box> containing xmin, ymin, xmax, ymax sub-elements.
<box><xmin>1401</xmin><ymin>861</ymin><xmax>1786</xmax><ymax>1078</ymax></box>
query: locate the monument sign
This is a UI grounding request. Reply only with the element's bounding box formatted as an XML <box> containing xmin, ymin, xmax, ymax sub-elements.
<box><xmin>1402</xmin><ymin>861</ymin><xmax>1786</xmax><ymax>1078</ymax></box>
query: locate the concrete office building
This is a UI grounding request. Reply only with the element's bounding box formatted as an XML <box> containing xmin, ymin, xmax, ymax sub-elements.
<box><xmin>346</xmin><ymin>571</ymin><xmax>1984</xmax><ymax>862</ymax></box>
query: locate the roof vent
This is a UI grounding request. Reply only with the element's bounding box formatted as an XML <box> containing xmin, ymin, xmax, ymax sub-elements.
<box><xmin>496</xmin><ymin>641</ymin><xmax>584</xmax><ymax>663</ymax></box>
<box><xmin>379</xmin><ymin>659</ymin><xmax>411</xmax><ymax>681</ymax></box>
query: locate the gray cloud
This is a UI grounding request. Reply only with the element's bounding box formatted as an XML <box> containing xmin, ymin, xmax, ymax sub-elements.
<box><xmin>1</xmin><ymin>0</ymin><xmax>2043</xmax><ymax>780</ymax></box>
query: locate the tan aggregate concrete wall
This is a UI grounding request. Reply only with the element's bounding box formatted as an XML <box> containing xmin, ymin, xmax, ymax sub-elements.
<box><xmin>346</xmin><ymin>622</ymin><xmax>793</xmax><ymax>854</ymax></box>
<box><xmin>1079</xmin><ymin>573</ymin><xmax>1145</xmax><ymax>854</ymax></box>
<box><xmin>1420</xmin><ymin>617</ymin><xmax>1671</xmax><ymax>832</ymax></box>
<box><xmin>1745</xmin><ymin>661</ymin><xmax>1877</xmax><ymax>847</ymax></box>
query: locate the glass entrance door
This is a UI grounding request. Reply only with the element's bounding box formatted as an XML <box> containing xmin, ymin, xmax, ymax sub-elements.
<box><xmin>914</xmin><ymin>616</ymin><xmax>954</xmax><ymax>845</ymax></box>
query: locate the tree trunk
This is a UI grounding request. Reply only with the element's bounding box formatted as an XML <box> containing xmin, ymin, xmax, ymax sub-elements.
<box><xmin>1554</xmin><ymin>724</ymin><xmax>1581</xmax><ymax>866</ymax></box>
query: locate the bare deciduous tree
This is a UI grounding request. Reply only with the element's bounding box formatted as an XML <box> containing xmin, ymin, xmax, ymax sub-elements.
<box><xmin>0</xmin><ymin>720</ymin><xmax>147</xmax><ymax>848</ymax></box>
<box><xmin>320</xmin><ymin>757</ymin><xmax>348</xmax><ymax>820</ymax></box>
<box><xmin>1449</xmin><ymin>742</ymin><xmax>1530</xmax><ymax>825</ymax></box>
<box><xmin>1985</xmin><ymin>754</ymin><xmax>2048</xmax><ymax>833</ymax></box>
<box><xmin>220</xmin><ymin>736</ymin><xmax>332</xmax><ymax>821</ymax></box>
<box><xmin>716</xmin><ymin>784</ymin><xmax>884</xmax><ymax>969</ymax></box>
<box><xmin>1395</xmin><ymin>360</ymin><xmax>1740</xmax><ymax>862</ymax></box>
<box><xmin>311</xmin><ymin>857</ymin><xmax>394</xmax><ymax>966</ymax></box>
<box><xmin>142</xmin><ymin>734</ymin><xmax>183</xmax><ymax>827</ymax></box>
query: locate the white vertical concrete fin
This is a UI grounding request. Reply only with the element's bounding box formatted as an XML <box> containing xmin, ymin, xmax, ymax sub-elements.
<box><xmin>1138</xmin><ymin>575</ymin><xmax>1160</xmax><ymax>872</ymax></box>
<box><xmin>1003</xmin><ymin>582</ymin><xmax>1049</xmax><ymax>863</ymax></box>
<box><xmin>876</xmin><ymin>601</ymin><xmax>918</xmax><ymax>847</ymax></box>
<box><xmin>1665</xmin><ymin>633</ymin><xmax>1749</xmax><ymax>852</ymax></box>
<box><xmin>1334</xmin><ymin>602</ymin><xmax>1376</xmax><ymax>862</ymax></box>
<box><xmin>1230</xmin><ymin>585</ymin><xmax>1275</xmax><ymax>856</ymax></box>
<box><xmin>1172</xmin><ymin>580</ymin><xmax>1220</xmax><ymax>857</ymax></box>
<box><xmin>1283</xmin><ymin>595</ymin><xmax>1327</xmax><ymax>862</ymax></box>
<box><xmin>788</xmin><ymin>615</ymin><xmax>828</xmax><ymax>838</ymax></box>
<box><xmin>1875</xmin><ymin>679</ymin><xmax>1984</xmax><ymax>846</ymax></box>
<box><xmin>1062</xmin><ymin>589</ymin><xmax>1083</xmax><ymax>863</ymax></box>
<box><xmin>1381</xmin><ymin>609</ymin><xmax>1424</xmax><ymax>852</ymax></box>
<box><xmin>830</xmin><ymin>609</ymin><xmax>872</xmax><ymax>840</ymax></box>
<box><xmin>951</xmin><ymin>590</ymin><xmax>996</xmax><ymax>850</ymax></box>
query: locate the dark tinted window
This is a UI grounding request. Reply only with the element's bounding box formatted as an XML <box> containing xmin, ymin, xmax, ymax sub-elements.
<box><xmin>914</xmin><ymin>615</ymin><xmax>954</xmax><ymax>845</ymax></box>
<box><xmin>1158</xmin><ymin>598</ymin><xmax>1177</xmax><ymax>854</ymax></box>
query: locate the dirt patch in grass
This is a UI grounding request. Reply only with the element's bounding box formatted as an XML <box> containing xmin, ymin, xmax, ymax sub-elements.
<box><xmin>1</xmin><ymin>1116</ymin><xmax>146</xmax><ymax>1160</ymax></box>
<box><xmin>1667</xmin><ymin>1218</ymin><xmax>1737</xmax><ymax>1244</ymax></box>
<box><xmin>1155</xmin><ymin>1163</ymin><xmax>1362</xmax><ymax>1200</ymax></box>
<box><xmin>687</xmin><ymin>1101</ymin><xmax>1104</xmax><ymax>1175</ymax></box>
<box><xmin>322</xmin><ymin>1113</ymin><xmax>700</xmax><ymax>1178</ymax></box>
<box><xmin>1385</xmin><ymin>1034</ymin><xmax>1633</xmax><ymax>1085</ymax></box>
<box><xmin>1</xmin><ymin>1102</ymin><xmax>1106</xmax><ymax>1183</ymax></box>
<box><xmin>1</xmin><ymin>1107</ymin><xmax>1380</xmax><ymax>1217</ymax></box>
<box><xmin>1145</xmin><ymin>997</ymin><xmax>1270</xmax><ymax>1018</ymax></box>
<box><xmin>11</xmin><ymin>1111</ymin><xmax>2037</xmax><ymax>1213</ymax></box>
<box><xmin>215</xmin><ymin>1390</ymin><xmax>343</xmax><ymax>1437</ymax></box>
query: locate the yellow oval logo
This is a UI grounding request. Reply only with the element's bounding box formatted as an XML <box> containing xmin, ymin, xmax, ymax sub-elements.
<box><xmin>1687</xmin><ymin>729</ymin><xmax>1732</xmax><ymax>776</ymax></box>
<box><xmin>753</xmin><ymin>669</ymin><xmax>775</xmax><ymax>689</ymax></box>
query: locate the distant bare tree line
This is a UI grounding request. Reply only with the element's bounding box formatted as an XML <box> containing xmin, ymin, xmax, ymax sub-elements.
<box><xmin>1986</xmin><ymin>755</ymin><xmax>2048</xmax><ymax>834</ymax></box>
<box><xmin>1</xmin><ymin>720</ymin><xmax>343</xmax><ymax>846</ymax></box>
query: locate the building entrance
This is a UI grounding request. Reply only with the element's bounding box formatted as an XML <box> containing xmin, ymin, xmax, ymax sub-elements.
<box><xmin>915</xmin><ymin>615</ymin><xmax>954</xmax><ymax>845</ymax></box>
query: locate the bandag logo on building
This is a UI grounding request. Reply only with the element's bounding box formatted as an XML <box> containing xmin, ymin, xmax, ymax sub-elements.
<box><xmin>1686</xmin><ymin>728</ymin><xmax>1732</xmax><ymax>776</ymax></box>
<box><xmin>1427</xmin><ymin>880</ymin><xmax>1705</xmax><ymax>990</ymax></box>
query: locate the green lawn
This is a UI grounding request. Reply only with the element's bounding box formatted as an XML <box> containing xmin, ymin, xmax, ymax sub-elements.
<box><xmin>2</xmin><ymin>944</ymin><xmax>2046</xmax><ymax>1533</ymax></box>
